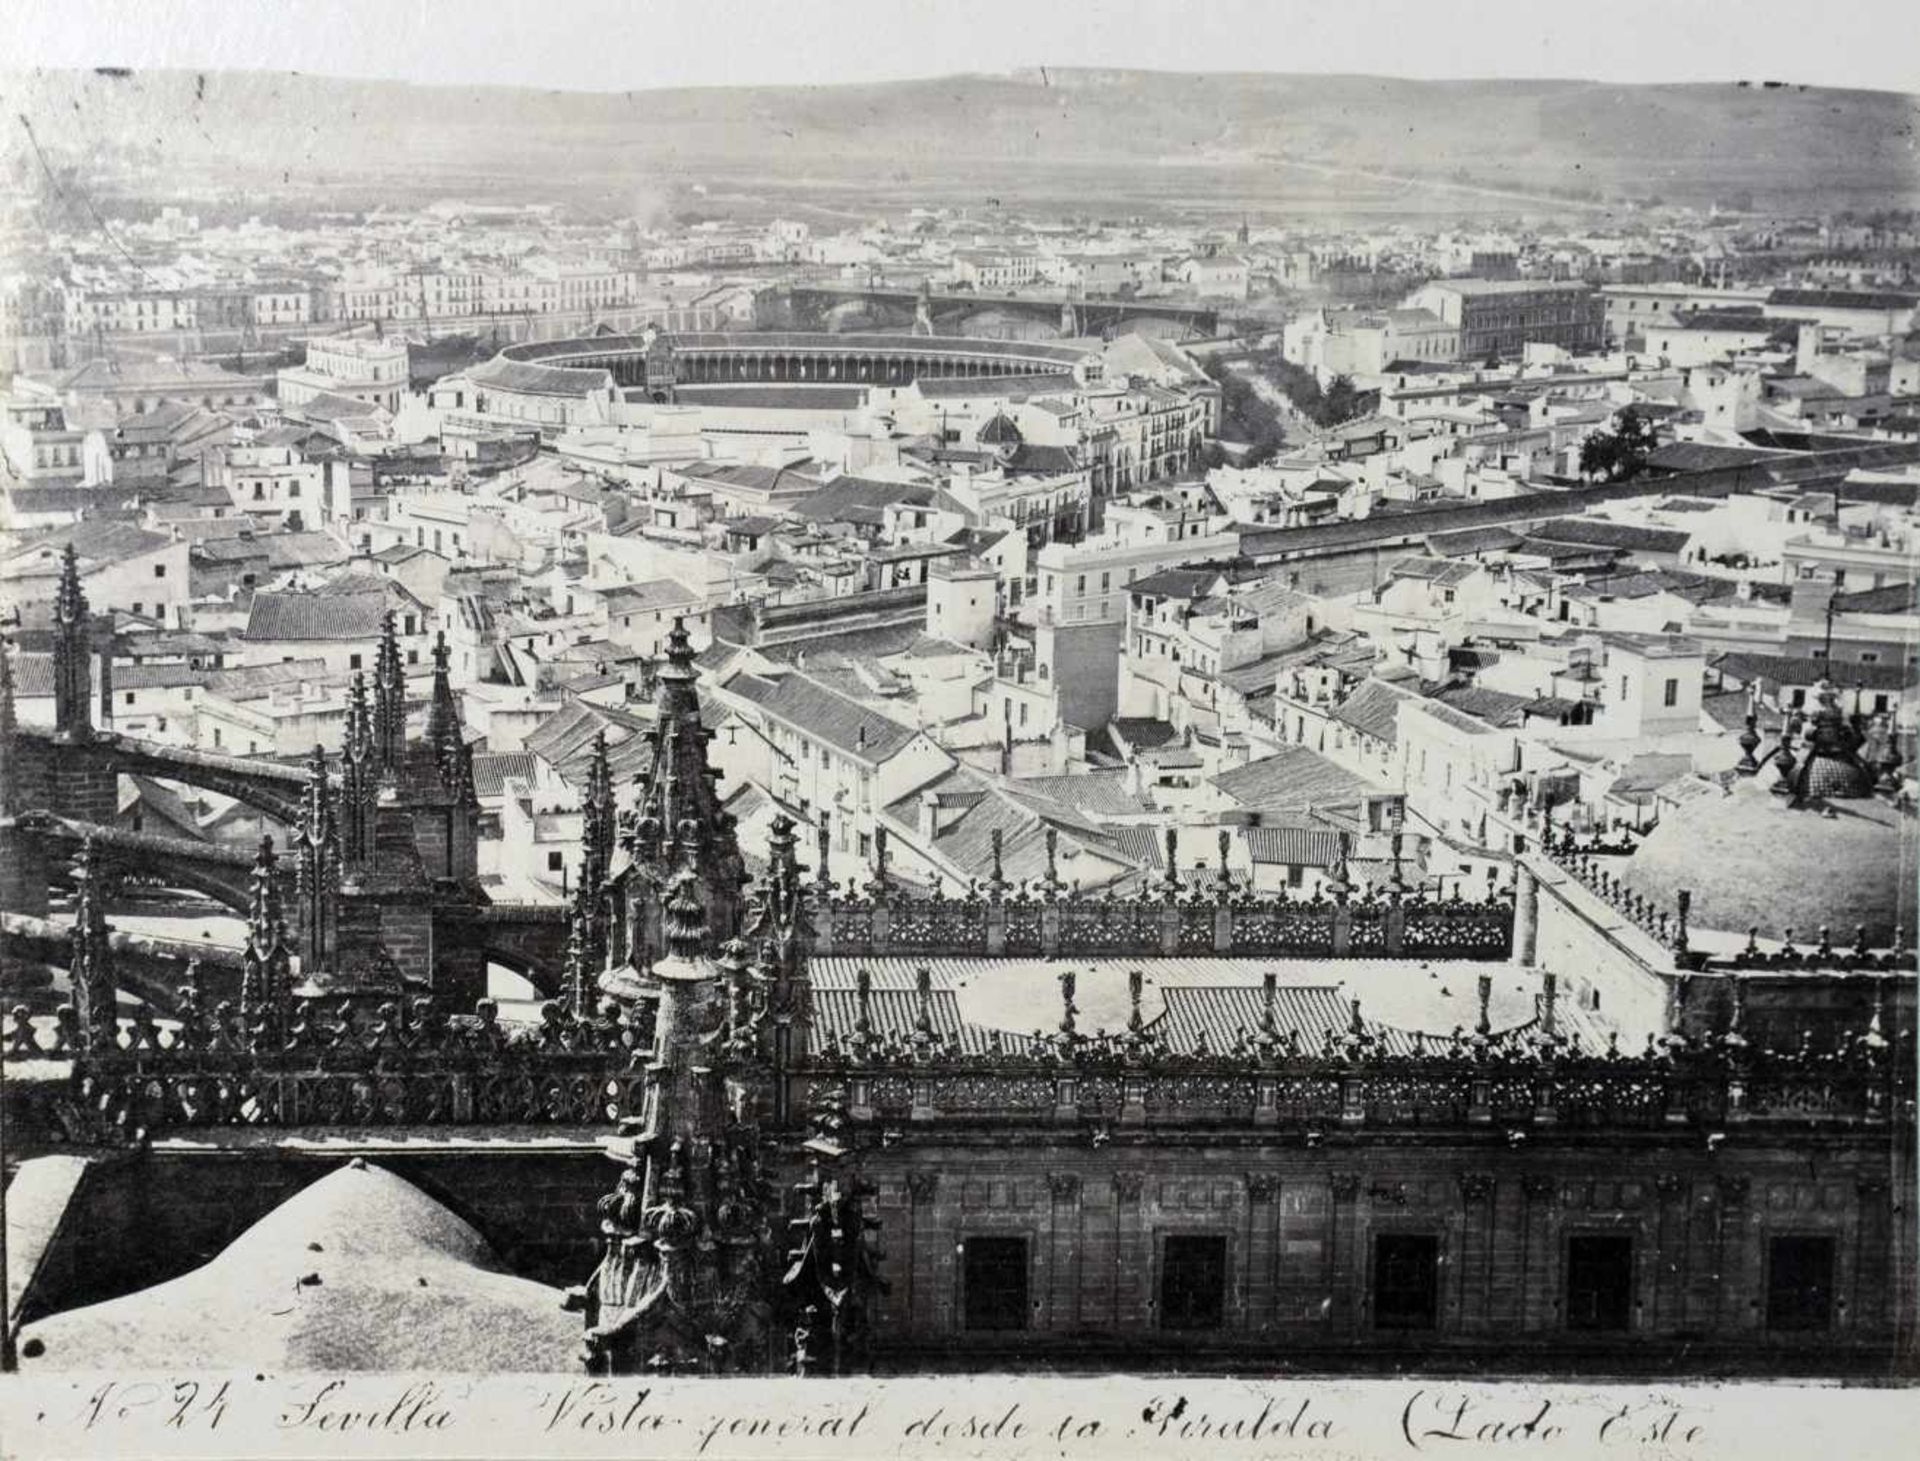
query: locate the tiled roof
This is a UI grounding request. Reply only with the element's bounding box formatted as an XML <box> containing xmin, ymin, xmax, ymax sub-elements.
<box><xmin>1330</xmin><ymin>679</ymin><xmax>1413</xmax><ymax>745</ymax></box>
<box><xmin>1111</xmin><ymin>826</ymin><xmax>1165</xmax><ymax>869</ymax></box>
<box><xmin>1157</xmin><ymin>985</ymin><xmax>1419</xmax><ymax>1056</ymax></box>
<box><xmin>1833</xmin><ymin>582</ymin><xmax>1920</xmax><ymax>616</ymax></box>
<box><xmin>1014</xmin><ymin>770</ymin><xmax>1153</xmax><ymax>817</ymax></box>
<box><xmin>1388</xmin><ymin>555</ymin><xmax>1479</xmax><ymax>586</ymax></box>
<box><xmin>203</xmin><ymin>658</ymin><xmax>333</xmax><ymax>698</ymax></box>
<box><xmin>113</xmin><ymin>661</ymin><xmax>207</xmax><ymax>690</ymax></box>
<box><xmin>1407</xmin><ymin>698</ymin><xmax>1501</xmax><ymax>737</ymax></box>
<box><xmin>470</xmin><ymin>752</ymin><xmax>536</xmax><ymax>799</ymax></box>
<box><xmin>721</xmin><ymin>669</ymin><xmax>920</xmax><ymax>762</ymax></box>
<box><xmin>790</xmin><ymin>476</ymin><xmax>936</xmax><ymax>525</ymax></box>
<box><xmin>1424</xmin><ymin>525</ymin><xmax>1525</xmax><ymax>557</ymax></box>
<box><xmin>1109</xmin><ymin>717</ymin><xmax>1179</xmax><ymax>752</ymax></box>
<box><xmin>1210</xmin><ymin>745</ymin><xmax>1379</xmax><ymax>810</ymax></box>
<box><xmin>600</xmin><ymin>577</ymin><xmax>700</xmax><ymax>610</ymax></box>
<box><xmin>244</xmin><ymin>590</ymin><xmax>390</xmax><ymax>642</ymax></box>
<box><xmin>265</xmin><ymin>533</ymin><xmax>351</xmax><ymax>569</ymax></box>
<box><xmin>1528</xmin><ymin>518</ymin><xmax>1693</xmax><ymax>553</ymax></box>
<box><xmin>808</xmin><ymin>987</ymin><xmax>1030</xmax><ymax>1057</ymax></box>
<box><xmin>1241</xmin><ymin>825</ymin><xmax>1346</xmax><ymax>868</ymax></box>
<box><xmin>1711</xmin><ymin>651</ymin><xmax>1914</xmax><ymax>691</ymax></box>
<box><xmin>1767</xmin><ymin>288</ymin><xmax>1918</xmax><ymax>311</ymax></box>
<box><xmin>1131</xmin><ymin>567</ymin><xmax>1228</xmax><ymax>599</ymax></box>
<box><xmin>466</xmin><ymin>356</ymin><xmax>615</xmax><ymax>398</ymax></box>
<box><xmin>3</xmin><ymin>520</ymin><xmax>171</xmax><ymax>572</ymax></box>
<box><xmin>912</xmin><ymin>372</ymin><xmax>1070</xmax><ymax>401</ymax></box>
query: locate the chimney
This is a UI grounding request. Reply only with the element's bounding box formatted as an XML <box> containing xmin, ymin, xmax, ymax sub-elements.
<box><xmin>920</xmin><ymin>789</ymin><xmax>942</xmax><ymax>840</ymax></box>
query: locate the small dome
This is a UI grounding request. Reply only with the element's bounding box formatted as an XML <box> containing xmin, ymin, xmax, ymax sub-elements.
<box><xmin>976</xmin><ymin>410</ymin><xmax>1022</xmax><ymax>447</ymax></box>
<box><xmin>17</xmin><ymin>1162</ymin><xmax>580</xmax><ymax>1371</ymax></box>
<box><xmin>1616</xmin><ymin>776</ymin><xmax>1914</xmax><ymax>943</ymax></box>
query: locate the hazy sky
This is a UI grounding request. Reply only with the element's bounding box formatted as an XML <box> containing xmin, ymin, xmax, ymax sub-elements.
<box><xmin>8</xmin><ymin>0</ymin><xmax>1918</xmax><ymax>95</ymax></box>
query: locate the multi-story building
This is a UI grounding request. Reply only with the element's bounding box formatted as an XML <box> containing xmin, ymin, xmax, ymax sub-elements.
<box><xmin>277</xmin><ymin>335</ymin><xmax>410</xmax><ymax>414</ymax></box>
<box><xmin>0</xmin><ymin>523</ymin><xmax>190</xmax><ymax>625</ymax></box>
<box><xmin>205</xmin><ymin>443</ymin><xmax>353</xmax><ymax>532</ymax></box>
<box><xmin>1401</xmin><ymin>279</ymin><xmax>1603</xmax><ymax>361</ymax></box>
<box><xmin>62</xmin><ymin>288</ymin><xmax>199</xmax><ymax>338</ymax></box>
<box><xmin>1598</xmin><ymin>283</ymin><xmax>1770</xmax><ymax>347</ymax></box>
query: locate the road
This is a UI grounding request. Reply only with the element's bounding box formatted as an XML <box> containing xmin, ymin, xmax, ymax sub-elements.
<box><xmin>1226</xmin><ymin>357</ymin><xmax>1327</xmax><ymax>449</ymax></box>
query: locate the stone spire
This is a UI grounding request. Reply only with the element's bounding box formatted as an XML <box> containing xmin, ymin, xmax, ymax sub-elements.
<box><xmin>292</xmin><ymin>745</ymin><xmax>338</xmax><ymax>976</ymax></box>
<box><xmin>424</xmin><ymin>628</ymin><xmax>461</xmax><ymax>778</ymax></box>
<box><xmin>576</xmin><ymin>838</ymin><xmax>778</xmax><ymax>1374</ymax></box>
<box><xmin>581</xmin><ymin>731</ymin><xmax>615</xmax><ymax>895</ymax></box>
<box><xmin>52</xmin><ymin>543</ymin><xmax>93</xmax><ymax>742</ymax></box>
<box><xmin>241</xmin><ymin>835</ymin><xmax>292</xmax><ymax>1029</ymax></box>
<box><xmin>68</xmin><ymin>837</ymin><xmax>117</xmax><ymax>1052</ymax></box>
<box><xmin>619</xmin><ymin>617</ymin><xmax>746</xmax><ymax>961</ymax></box>
<box><xmin>339</xmin><ymin>671</ymin><xmax>377</xmax><ymax>871</ymax></box>
<box><xmin>371</xmin><ymin>611</ymin><xmax>406</xmax><ymax>776</ymax></box>
<box><xmin>563</xmin><ymin>868</ymin><xmax>597</xmax><ymax>1018</ymax></box>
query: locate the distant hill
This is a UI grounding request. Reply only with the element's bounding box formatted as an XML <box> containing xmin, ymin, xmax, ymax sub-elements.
<box><xmin>5</xmin><ymin>67</ymin><xmax>1915</xmax><ymax>216</ymax></box>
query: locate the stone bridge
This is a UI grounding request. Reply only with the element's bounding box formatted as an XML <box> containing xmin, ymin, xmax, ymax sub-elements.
<box><xmin>759</xmin><ymin>284</ymin><xmax>1219</xmax><ymax>341</ymax></box>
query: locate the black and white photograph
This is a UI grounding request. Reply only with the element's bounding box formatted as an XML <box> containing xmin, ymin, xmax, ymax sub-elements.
<box><xmin>0</xmin><ymin>2</ymin><xmax>1915</xmax><ymax>1454</ymax></box>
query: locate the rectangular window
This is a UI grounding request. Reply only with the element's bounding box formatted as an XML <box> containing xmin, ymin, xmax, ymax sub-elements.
<box><xmin>154</xmin><ymin>564</ymin><xmax>166</xmax><ymax>578</ymax></box>
<box><xmin>1767</xmin><ymin>1235</ymin><xmax>1836</xmax><ymax>1332</ymax></box>
<box><xmin>547</xmin><ymin>851</ymin><xmax>564</xmax><ymax>872</ymax></box>
<box><xmin>1373</xmin><ymin>1234</ymin><xmax>1439</xmax><ymax>1330</ymax></box>
<box><xmin>1160</xmin><ymin>1235</ymin><xmax>1228</xmax><ymax>1331</ymax></box>
<box><xmin>962</xmin><ymin>1236</ymin><xmax>1029</xmax><ymax>1331</ymax></box>
<box><xmin>1662</xmin><ymin>678</ymin><xmax>1678</xmax><ymax>708</ymax></box>
<box><xmin>1565</xmin><ymin>1235</ymin><xmax>1633</xmax><ymax>1332</ymax></box>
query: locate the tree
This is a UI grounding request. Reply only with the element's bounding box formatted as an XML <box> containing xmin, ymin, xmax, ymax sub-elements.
<box><xmin>1579</xmin><ymin>406</ymin><xmax>1659</xmax><ymax>483</ymax></box>
<box><xmin>1320</xmin><ymin>374</ymin><xmax>1363</xmax><ymax>426</ymax></box>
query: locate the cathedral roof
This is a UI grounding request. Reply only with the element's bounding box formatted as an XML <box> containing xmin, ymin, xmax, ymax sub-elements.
<box><xmin>1616</xmin><ymin>775</ymin><xmax>1913</xmax><ymax>944</ymax></box>
<box><xmin>16</xmin><ymin>1161</ymin><xmax>579</xmax><ymax>1371</ymax></box>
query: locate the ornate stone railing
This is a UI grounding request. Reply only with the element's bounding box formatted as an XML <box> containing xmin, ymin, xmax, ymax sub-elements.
<box><xmin>7</xmin><ymin>995</ymin><xmax>651</xmax><ymax>1138</ymax></box>
<box><xmin>813</xmin><ymin>827</ymin><xmax>1513</xmax><ymax>961</ymax></box>
<box><xmin>802</xmin><ymin>1032</ymin><xmax>1908</xmax><ymax>1134</ymax></box>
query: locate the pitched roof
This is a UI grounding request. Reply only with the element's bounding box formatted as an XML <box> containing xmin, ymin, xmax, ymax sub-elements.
<box><xmin>1242</xmin><ymin>825</ymin><xmax>1346</xmax><ymax>867</ymax></box>
<box><xmin>1014</xmin><ymin>770</ymin><xmax>1154</xmax><ymax>817</ymax></box>
<box><xmin>1210</xmin><ymin>745</ymin><xmax>1379</xmax><ymax>811</ymax></box>
<box><xmin>1330</xmin><ymin>679</ymin><xmax>1414</xmax><ymax>745</ymax></box>
<box><xmin>721</xmin><ymin>669</ymin><xmax>921</xmax><ymax>763</ymax></box>
<box><xmin>3</xmin><ymin>521</ymin><xmax>171</xmax><ymax>573</ymax></box>
<box><xmin>599</xmin><ymin>577</ymin><xmax>700</xmax><ymax>610</ymax></box>
<box><xmin>1711</xmin><ymin>651</ymin><xmax>1914</xmax><ymax>691</ymax></box>
<box><xmin>1528</xmin><ymin>518</ymin><xmax>1692</xmax><ymax>553</ymax></box>
<box><xmin>1766</xmin><ymin>288</ymin><xmax>1918</xmax><ymax>311</ymax></box>
<box><xmin>789</xmin><ymin>476</ymin><xmax>937</xmax><ymax>526</ymax></box>
<box><xmin>1832</xmin><ymin>582</ymin><xmax>1920</xmax><ymax>616</ymax></box>
<box><xmin>244</xmin><ymin>590</ymin><xmax>391</xmax><ymax>642</ymax></box>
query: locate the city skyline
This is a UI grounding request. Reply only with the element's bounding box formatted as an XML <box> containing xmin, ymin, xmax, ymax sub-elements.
<box><xmin>0</xmin><ymin>0</ymin><xmax>1914</xmax><ymax>1440</ymax></box>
